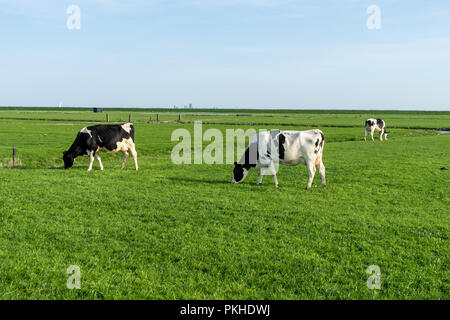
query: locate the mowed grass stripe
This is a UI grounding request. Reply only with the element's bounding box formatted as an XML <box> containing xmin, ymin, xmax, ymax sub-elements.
<box><xmin>1</xmin><ymin>108</ymin><xmax>450</xmax><ymax>130</ymax></box>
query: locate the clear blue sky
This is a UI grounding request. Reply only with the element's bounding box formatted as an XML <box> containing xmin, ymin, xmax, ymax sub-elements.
<box><xmin>1</xmin><ymin>0</ymin><xmax>449</xmax><ymax>110</ymax></box>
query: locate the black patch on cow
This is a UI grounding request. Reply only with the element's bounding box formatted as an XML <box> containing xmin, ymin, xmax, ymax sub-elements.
<box><xmin>233</xmin><ymin>141</ymin><xmax>260</xmax><ymax>182</ymax></box>
<box><xmin>242</xmin><ymin>146</ymin><xmax>258</xmax><ymax>169</ymax></box>
<box><xmin>63</xmin><ymin>151</ymin><xmax>75</xmax><ymax>169</ymax></box>
<box><xmin>376</xmin><ymin>119</ymin><xmax>384</xmax><ymax>130</ymax></box>
<box><xmin>278</xmin><ymin>134</ymin><xmax>286</xmax><ymax>160</ymax></box>
<box><xmin>366</xmin><ymin>120</ymin><xmax>374</xmax><ymax>127</ymax></box>
<box><xmin>233</xmin><ymin>163</ymin><xmax>245</xmax><ymax>182</ymax></box>
<box><xmin>233</xmin><ymin>147</ymin><xmax>257</xmax><ymax>183</ymax></box>
<box><xmin>90</xmin><ymin>124</ymin><xmax>134</xmax><ymax>151</ymax></box>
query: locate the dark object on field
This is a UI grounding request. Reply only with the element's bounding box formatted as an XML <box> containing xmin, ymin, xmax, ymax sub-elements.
<box><xmin>106</xmin><ymin>113</ymin><xmax>110</xmax><ymax>122</ymax></box>
<box><xmin>178</xmin><ymin>114</ymin><xmax>182</xmax><ymax>121</ymax></box>
<box><xmin>440</xmin><ymin>167</ymin><xmax>448</xmax><ymax>170</ymax></box>
<box><xmin>129</xmin><ymin>113</ymin><xmax>132</xmax><ymax>122</ymax></box>
<box><xmin>236</xmin><ymin>114</ymin><xmax>252</xmax><ymax>116</ymax></box>
<box><xmin>93</xmin><ymin>107</ymin><xmax>103</xmax><ymax>113</ymax></box>
<box><xmin>12</xmin><ymin>146</ymin><xmax>16</xmax><ymax>167</ymax></box>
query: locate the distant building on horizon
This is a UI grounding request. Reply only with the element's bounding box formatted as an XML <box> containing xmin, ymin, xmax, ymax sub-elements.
<box><xmin>174</xmin><ymin>104</ymin><xmax>193</xmax><ymax>109</ymax></box>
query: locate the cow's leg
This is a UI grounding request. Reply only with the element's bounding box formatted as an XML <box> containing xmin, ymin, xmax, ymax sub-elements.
<box><xmin>272</xmin><ymin>174</ymin><xmax>279</xmax><ymax>187</ymax></box>
<box><xmin>87</xmin><ymin>151</ymin><xmax>95</xmax><ymax>171</ymax></box>
<box><xmin>315</xmin><ymin>154</ymin><xmax>326</xmax><ymax>188</ymax></box>
<box><xmin>261</xmin><ymin>163</ymin><xmax>278</xmax><ymax>187</ymax></box>
<box><xmin>380</xmin><ymin>128</ymin><xmax>384</xmax><ymax>141</ymax></box>
<box><xmin>130</xmin><ymin>144</ymin><xmax>138</xmax><ymax>171</ymax></box>
<box><xmin>96</xmin><ymin>153</ymin><xmax>104</xmax><ymax>171</ymax></box>
<box><xmin>370</xmin><ymin>128</ymin><xmax>375</xmax><ymax>142</ymax></box>
<box><xmin>364</xmin><ymin>128</ymin><xmax>368</xmax><ymax>141</ymax></box>
<box><xmin>268</xmin><ymin>163</ymin><xmax>279</xmax><ymax>187</ymax></box>
<box><xmin>256</xmin><ymin>170</ymin><xmax>264</xmax><ymax>185</ymax></box>
<box><xmin>121</xmin><ymin>150</ymin><xmax>129</xmax><ymax>169</ymax></box>
<box><xmin>319</xmin><ymin>161</ymin><xmax>326</xmax><ymax>188</ymax></box>
<box><xmin>306</xmin><ymin>159</ymin><xmax>316</xmax><ymax>190</ymax></box>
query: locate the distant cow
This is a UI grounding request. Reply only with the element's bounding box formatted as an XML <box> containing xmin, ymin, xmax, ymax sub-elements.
<box><xmin>364</xmin><ymin>118</ymin><xmax>388</xmax><ymax>141</ymax></box>
<box><xmin>232</xmin><ymin>129</ymin><xmax>326</xmax><ymax>189</ymax></box>
<box><xmin>63</xmin><ymin>123</ymin><xmax>138</xmax><ymax>171</ymax></box>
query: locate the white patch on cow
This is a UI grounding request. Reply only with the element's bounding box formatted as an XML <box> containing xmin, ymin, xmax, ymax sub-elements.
<box><xmin>121</xmin><ymin>123</ymin><xmax>133</xmax><ymax>134</ymax></box>
<box><xmin>96</xmin><ymin>137</ymin><xmax>138</xmax><ymax>171</ymax></box>
<box><xmin>80</xmin><ymin>127</ymin><xmax>92</xmax><ymax>137</ymax></box>
<box><xmin>98</xmin><ymin>138</ymin><xmax>135</xmax><ymax>154</ymax></box>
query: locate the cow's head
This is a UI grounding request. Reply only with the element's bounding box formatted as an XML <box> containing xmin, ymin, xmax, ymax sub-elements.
<box><xmin>232</xmin><ymin>162</ymin><xmax>250</xmax><ymax>184</ymax></box>
<box><xmin>63</xmin><ymin>151</ymin><xmax>74</xmax><ymax>169</ymax></box>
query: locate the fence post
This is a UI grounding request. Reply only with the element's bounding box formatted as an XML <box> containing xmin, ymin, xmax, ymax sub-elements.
<box><xmin>156</xmin><ymin>114</ymin><xmax>159</xmax><ymax>122</ymax></box>
<box><xmin>106</xmin><ymin>113</ymin><xmax>109</xmax><ymax>122</ymax></box>
<box><xmin>129</xmin><ymin>113</ymin><xmax>132</xmax><ymax>123</ymax></box>
<box><xmin>12</xmin><ymin>146</ymin><xmax>16</xmax><ymax>167</ymax></box>
<box><xmin>178</xmin><ymin>114</ymin><xmax>181</xmax><ymax>121</ymax></box>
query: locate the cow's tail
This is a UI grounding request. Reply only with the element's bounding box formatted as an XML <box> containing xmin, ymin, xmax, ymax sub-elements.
<box><xmin>314</xmin><ymin>130</ymin><xmax>325</xmax><ymax>154</ymax></box>
<box><xmin>319</xmin><ymin>131</ymin><xmax>325</xmax><ymax>152</ymax></box>
<box><xmin>129</xmin><ymin>123</ymin><xmax>135</xmax><ymax>141</ymax></box>
<box><xmin>314</xmin><ymin>130</ymin><xmax>325</xmax><ymax>166</ymax></box>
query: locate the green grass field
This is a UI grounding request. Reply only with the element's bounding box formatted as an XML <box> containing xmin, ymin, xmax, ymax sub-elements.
<box><xmin>0</xmin><ymin>108</ymin><xmax>449</xmax><ymax>299</ymax></box>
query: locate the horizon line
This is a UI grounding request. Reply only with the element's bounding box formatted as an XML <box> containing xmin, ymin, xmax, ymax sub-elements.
<box><xmin>1</xmin><ymin>105</ymin><xmax>449</xmax><ymax>112</ymax></box>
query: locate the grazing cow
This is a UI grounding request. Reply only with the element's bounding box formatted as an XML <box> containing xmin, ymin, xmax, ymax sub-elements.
<box><xmin>232</xmin><ymin>129</ymin><xmax>326</xmax><ymax>189</ymax></box>
<box><xmin>364</xmin><ymin>118</ymin><xmax>389</xmax><ymax>141</ymax></box>
<box><xmin>63</xmin><ymin>123</ymin><xmax>138</xmax><ymax>171</ymax></box>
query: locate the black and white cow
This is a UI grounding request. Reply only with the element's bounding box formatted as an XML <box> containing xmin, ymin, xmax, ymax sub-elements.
<box><xmin>364</xmin><ymin>118</ymin><xmax>388</xmax><ymax>141</ymax></box>
<box><xmin>63</xmin><ymin>123</ymin><xmax>138</xmax><ymax>171</ymax></box>
<box><xmin>232</xmin><ymin>129</ymin><xmax>326</xmax><ymax>189</ymax></box>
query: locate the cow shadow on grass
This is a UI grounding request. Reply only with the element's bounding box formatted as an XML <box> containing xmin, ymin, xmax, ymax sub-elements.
<box><xmin>167</xmin><ymin>177</ymin><xmax>230</xmax><ymax>185</ymax></box>
<box><xmin>5</xmin><ymin>166</ymin><xmax>65</xmax><ymax>170</ymax></box>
